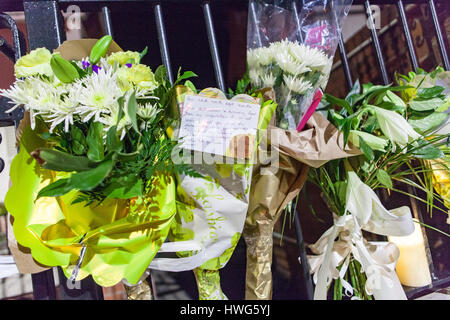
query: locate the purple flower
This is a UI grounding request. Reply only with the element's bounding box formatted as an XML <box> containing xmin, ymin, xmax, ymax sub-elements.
<box><xmin>81</xmin><ymin>61</ymin><xmax>90</xmax><ymax>69</ymax></box>
<box><xmin>125</xmin><ymin>63</ymin><xmax>132</xmax><ymax>68</ymax></box>
<box><xmin>92</xmin><ymin>65</ymin><xmax>102</xmax><ymax>74</ymax></box>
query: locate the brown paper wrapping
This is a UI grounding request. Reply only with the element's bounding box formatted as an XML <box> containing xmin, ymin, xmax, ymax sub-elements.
<box><xmin>7</xmin><ymin>39</ymin><xmax>123</xmax><ymax>275</ymax></box>
<box><xmin>243</xmin><ymin>112</ymin><xmax>360</xmax><ymax>300</ymax></box>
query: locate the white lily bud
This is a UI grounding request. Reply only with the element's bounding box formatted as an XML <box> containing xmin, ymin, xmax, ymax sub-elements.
<box><xmin>372</xmin><ymin>106</ymin><xmax>421</xmax><ymax>149</ymax></box>
<box><xmin>349</xmin><ymin>130</ymin><xmax>388</xmax><ymax>152</ymax></box>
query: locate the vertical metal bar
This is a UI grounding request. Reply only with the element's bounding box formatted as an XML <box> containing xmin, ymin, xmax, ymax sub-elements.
<box><xmin>294</xmin><ymin>208</ymin><xmax>314</xmax><ymax>300</ymax></box>
<box><xmin>338</xmin><ymin>35</ymin><xmax>353</xmax><ymax>90</ymax></box>
<box><xmin>202</xmin><ymin>1</ymin><xmax>226</xmax><ymax>92</ymax></box>
<box><xmin>364</xmin><ymin>0</ymin><xmax>389</xmax><ymax>85</ymax></box>
<box><xmin>0</xmin><ymin>13</ymin><xmax>26</xmax><ymax>61</ymax></box>
<box><xmin>428</xmin><ymin>0</ymin><xmax>450</xmax><ymax>70</ymax></box>
<box><xmin>101</xmin><ymin>6</ymin><xmax>114</xmax><ymax>38</ymax></box>
<box><xmin>23</xmin><ymin>0</ymin><xmax>66</xmax><ymax>51</ymax></box>
<box><xmin>31</xmin><ymin>269</ymin><xmax>57</xmax><ymax>300</ymax></box>
<box><xmin>397</xmin><ymin>1</ymin><xmax>419</xmax><ymax>72</ymax></box>
<box><xmin>154</xmin><ymin>4</ymin><xmax>174</xmax><ymax>84</ymax></box>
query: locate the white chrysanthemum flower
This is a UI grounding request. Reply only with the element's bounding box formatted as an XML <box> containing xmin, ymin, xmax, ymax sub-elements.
<box><xmin>261</xmin><ymin>73</ymin><xmax>276</xmax><ymax>88</ymax></box>
<box><xmin>283</xmin><ymin>74</ymin><xmax>313</xmax><ymax>94</ymax></box>
<box><xmin>99</xmin><ymin>108</ymin><xmax>131</xmax><ymax>140</ymax></box>
<box><xmin>273</xmin><ymin>51</ymin><xmax>311</xmax><ymax>76</ymax></box>
<box><xmin>269</xmin><ymin>39</ymin><xmax>291</xmax><ymax>55</ymax></box>
<box><xmin>0</xmin><ymin>77</ymin><xmax>37</xmax><ymax>113</ymax></box>
<box><xmin>247</xmin><ymin>47</ymin><xmax>273</xmax><ymax>67</ymax></box>
<box><xmin>2</xmin><ymin>77</ymin><xmax>70</xmax><ymax>129</ymax></box>
<box><xmin>249</xmin><ymin>68</ymin><xmax>262</xmax><ymax>86</ymax></box>
<box><xmin>289</xmin><ymin>42</ymin><xmax>331</xmax><ymax>71</ymax></box>
<box><xmin>44</xmin><ymin>87</ymin><xmax>79</xmax><ymax>132</ymax></box>
<box><xmin>247</xmin><ymin>48</ymin><xmax>260</xmax><ymax>69</ymax></box>
<box><xmin>137</xmin><ymin>102</ymin><xmax>160</xmax><ymax>120</ymax></box>
<box><xmin>74</xmin><ymin>66</ymin><xmax>122</xmax><ymax>122</ymax></box>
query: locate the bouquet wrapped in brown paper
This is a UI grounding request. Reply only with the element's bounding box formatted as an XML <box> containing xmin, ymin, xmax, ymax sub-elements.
<box><xmin>243</xmin><ymin>105</ymin><xmax>360</xmax><ymax>299</ymax></box>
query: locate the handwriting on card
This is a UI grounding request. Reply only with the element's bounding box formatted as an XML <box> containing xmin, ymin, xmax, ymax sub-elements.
<box><xmin>178</xmin><ymin>95</ymin><xmax>261</xmax><ymax>158</ymax></box>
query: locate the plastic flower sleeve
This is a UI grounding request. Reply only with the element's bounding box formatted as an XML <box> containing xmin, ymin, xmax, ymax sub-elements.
<box><xmin>149</xmin><ymin>86</ymin><xmax>276</xmax><ymax>300</ymax></box>
<box><xmin>5</xmin><ymin>120</ymin><xmax>176</xmax><ymax>287</ymax></box>
<box><xmin>247</xmin><ymin>0</ymin><xmax>352</xmax><ymax>130</ymax></box>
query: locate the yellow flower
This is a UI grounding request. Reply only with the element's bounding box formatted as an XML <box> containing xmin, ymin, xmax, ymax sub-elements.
<box><xmin>106</xmin><ymin>51</ymin><xmax>140</xmax><ymax>66</ymax></box>
<box><xmin>116</xmin><ymin>64</ymin><xmax>158</xmax><ymax>91</ymax></box>
<box><xmin>14</xmin><ymin>48</ymin><xmax>53</xmax><ymax>78</ymax></box>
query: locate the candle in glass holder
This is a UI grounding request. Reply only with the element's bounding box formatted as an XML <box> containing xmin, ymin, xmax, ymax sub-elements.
<box><xmin>388</xmin><ymin>222</ymin><xmax>432</xmax><ymax>287</ymax></box>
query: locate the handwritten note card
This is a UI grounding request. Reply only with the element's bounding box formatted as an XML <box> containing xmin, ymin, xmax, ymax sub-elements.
<box><xmin>178</xmin><ymin>95</ymin><xmax>261</xmax><ymax>158</ymax></box>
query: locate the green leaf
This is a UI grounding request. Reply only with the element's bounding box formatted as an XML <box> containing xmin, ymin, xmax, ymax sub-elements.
<box><xmin>175</xmin><ymin>71</ymin><xmax>198</xmax><ymax>85</ymax></box>
<box><xmin>117</xmin><ymin>95</ymin><xmax>125</xmax><ymax>126</ymax></box>
<box><xmin>39</xmin><ymin>148</ymin><xmax>92</xmax><ymax>172</ymax></box>
<box><xmin>408</xmin><ymin>112</ymin><xmax>448</xmax><ymax>133</ymax></box>
<box><xmin>70</xmin><ymin>61</ymin><xmax>88</xmax><ymax>78</ymax></box>
<box><xmin>345</xmin><ymin>79</ymin><xmax>361</xmax><ymax>106</ymax></box>
<box><xmin>376</xmin><ymin>169</ymin><xmax>393</xmax><ymax>189</ymax></box>
<box><xmin>409</xmin><ymin>97</ymin><xmax>445</xmax><ymax>111</ymax></box>
<box><xmin>359</xmin><ymin>136</ymin><xmax>374</xmax><ymax>161</ymax></box>
<box><xmin>127</xmin><ymin>91</ymin><xmax>139</xmax><ymax>133</ymax></box>
<box><xmin>50</xmin><ymin>54</ymin><xmax>79</xmax><ymax>83</ymax></box>
<box><xmin>106</xmin><ymin>125</ymin><xmax>122</xmax><ymax>152</ymax></box>
<box><xmin>86</xmin><ymin>122</ymin><xmax>105</xmax><ymax>161</ymax></box>
<box><xmin>154</xmin><ymin>65</ymin><xmax>167</xmax><ymax>84</ymax></box>
<box><xmin>417</xmin><ymin>86</ymin><xmax>445</xmax><ymax>99</ymax></box>
<box><xmin>411</xmin><ymin>140</ymin><xmax>445</xmax><ymax>159</ymax></box>
<box><xmin>184</xmin><ymin>80</ymin><xmax>197</xmax><ymax>93</ymax></box>
<box><xmin>325</xmin><ymin>94</ymin><xmax>353</xmax><ymax>115</ymax></box>
<box><xmin>104</xmin><ymin>176</ymin><xmax>143</xmax><ymax>199</ymax></box>
<box><xmin>67</xmin><ymin>159</ymin><xmax>114</xmax><ymax>191</ymax></box>
<box><xmin>89</xmin><ymin>35</ymin><xmax>112</xmax><ymax>65</ymax></box>
<box><xmin>71</xmin><ymin>126</ymin><xmax>86</xmax><ymax>155</ymax></box>
<box><xmin>37</xmin><ymin>178</ymin><xmax>72</xmax><ymax>199</ymax></box>
<box><xmin>139</xmin><ymin>46</ymin><xmax>148</xmax><ymax>63</ymax></box>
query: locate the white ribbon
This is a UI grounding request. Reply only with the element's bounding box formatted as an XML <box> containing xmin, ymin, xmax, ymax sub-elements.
<box><xmin>308</xmin><ymin>173</ymin><xmax>415</xmax><ymax>300</ymax></box>
<box><xmin>308</xmin><ymin>206</ymin><xmax>414</xmax><ymax>300</ymax></box>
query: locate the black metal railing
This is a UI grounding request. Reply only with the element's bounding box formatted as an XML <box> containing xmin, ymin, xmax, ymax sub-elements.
<box><xmin>0</xmin><ymin>0</ymin><xmax>448</xmax><ymax>300</ymax></box>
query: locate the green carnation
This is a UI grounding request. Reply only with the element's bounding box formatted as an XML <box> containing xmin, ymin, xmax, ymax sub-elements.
<box><xmin>117</xmin><ymin>64</ymin><xmax>158</xmax><ymax>91</ymax></box>
<box><xmin>106</xmin><ymin>51</ymin><xmax>140</xmax><ymax>66</ymax></box>
<box><xmin>14</xmin><ymin>48</ymin><xmax>53</xmax><ymax>78</ymax></box>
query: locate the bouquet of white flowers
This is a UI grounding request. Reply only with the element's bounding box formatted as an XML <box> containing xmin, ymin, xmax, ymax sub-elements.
<box><xmin>247</xmin><ymin>0</ymin><xmax>352</xmax><ymax>130</ymax></box>
<box><xmin>1</xmin><ymin>36</ymin><xmax>199</xmax><ymax>287</ymax></box>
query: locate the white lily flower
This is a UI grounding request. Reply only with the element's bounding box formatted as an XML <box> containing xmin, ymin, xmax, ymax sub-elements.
<box><xmin>372</xmin><ymin>106</ymin><xmax>421</xmax><ymax>149</ymax></box>
<box><xmin>345</xmin><ymin>171</ymin><xmax>394</xmax><ymax>227</ymax></box>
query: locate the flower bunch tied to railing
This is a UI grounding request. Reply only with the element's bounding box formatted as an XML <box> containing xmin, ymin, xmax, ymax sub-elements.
<box><xmin>0</xmin><ymin>36</ymin><xmax>200</xmax><ymax>287</ymax></box>
<box><xmin>307</xmin><ymin>67</ymin><xmax>450</xmax><ymax>300</ymax></box>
